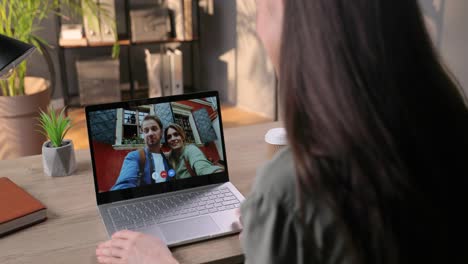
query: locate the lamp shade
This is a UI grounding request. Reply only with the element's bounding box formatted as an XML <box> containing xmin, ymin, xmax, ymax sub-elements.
<box><xmin>0</xmin><ymin>34</ymin><xmax>35</xmax><ymax>77</ymax></box>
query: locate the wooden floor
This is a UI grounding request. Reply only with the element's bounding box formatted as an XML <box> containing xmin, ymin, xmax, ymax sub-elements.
<box><xmin>67</xmin><ymin>104</ymin><xmax>272</xmax><ymax>150</ymax></box>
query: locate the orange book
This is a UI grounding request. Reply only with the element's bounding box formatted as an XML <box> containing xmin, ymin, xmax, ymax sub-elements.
<box><xmin>0</xmin><ymin>177</ymin><xmax>47</xmax><ymax>237</ymax></box>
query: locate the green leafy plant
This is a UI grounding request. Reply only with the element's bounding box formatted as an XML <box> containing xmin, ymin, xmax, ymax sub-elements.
<box><xmin>37</xmin><ymin>107</ymin><xmax>72</xmax><ymax>148</ymax></box>
<box><xmin>0</xmin><ymin>0</ymin><xmax>119</xmax><ymax>96</ymax></box>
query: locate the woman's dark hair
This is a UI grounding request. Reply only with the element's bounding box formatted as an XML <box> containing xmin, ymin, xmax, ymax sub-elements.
<box><xmin>280</xmin><ymin>0</ymin><xmax>468</xmax><ymax>263</ymax></box>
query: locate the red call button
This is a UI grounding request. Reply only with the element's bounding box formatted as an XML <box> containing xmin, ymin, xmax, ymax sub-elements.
<box><xmin>160</xmin><ymin>171</ymin><xmax>168</xmax><ymax>178</ymax></box>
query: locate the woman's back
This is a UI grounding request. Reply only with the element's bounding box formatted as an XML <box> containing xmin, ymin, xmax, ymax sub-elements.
<box><xmin>241</xmin><ymin>137</ymin><xmax>468</xmax><ymax>264</ymax></box>
<box><xmin>256</xmin><ymin>0</ymin><xmax>468</xmax><ymax>263</ymax></box>
<box><xmin>241</xmin><ymin>148</ymin><xmax>359</xmax><ymax>264</ymax></box>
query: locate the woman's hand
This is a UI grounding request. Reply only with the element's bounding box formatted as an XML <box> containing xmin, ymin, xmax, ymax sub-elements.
<box><xmin>234</xmin><ymin>208</ymin><xmax>243</xmax><ymax>241</ymax></box>
<box><xmin>96</xmin><ymin>230</ymin><xmax>179</xmax><ymax>264</ymax></box>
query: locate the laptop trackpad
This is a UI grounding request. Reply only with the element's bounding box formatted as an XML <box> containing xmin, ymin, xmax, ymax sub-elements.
<box><xmin>159</xmin><ymin>215</ymin><xmax>220</xmax><ymax>243</ymax></box>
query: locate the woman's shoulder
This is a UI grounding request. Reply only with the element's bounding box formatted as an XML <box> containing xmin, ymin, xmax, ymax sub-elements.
<box><xmin>183</xmin><ymin>144</ymin><xmax>204</xmax><ymax>157</ymax></box>
<box><xmin>184</xmin><ymin>144</ymin><xmax>200</xmax><ymax>151</ymax></box>
<box><xmin>245</xmin><ymin>148</ymin><xmax>356</xmax><ymax>263</ymax></box>
<box><xmin>250</xmin><ymin>147</ymin><xmax>298</xmax><ymax>207</ymax></box>
<box><xmin>184</xmin><ymin>144</ymin><xmax>201</xmax><ymax>155</ymax></box>
<box><xmin>250</xmin><ymin>147</ymin><xmax>339</xmax><ymax>217</ymax></box>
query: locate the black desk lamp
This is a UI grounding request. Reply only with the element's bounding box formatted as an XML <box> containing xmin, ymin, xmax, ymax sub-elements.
<box><xmin>0</xmin><ymin>34</ymin><xmax>36</xmax><ymax>78</ymax></box>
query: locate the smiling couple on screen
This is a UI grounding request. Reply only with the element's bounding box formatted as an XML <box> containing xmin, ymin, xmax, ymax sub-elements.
<box><xmin>110</xmin><ymin>115</ymin><xmax>224</xmax><ymax>191</ymax></box>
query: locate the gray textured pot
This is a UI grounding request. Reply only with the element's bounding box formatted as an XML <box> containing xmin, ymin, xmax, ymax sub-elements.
<box><xmin>42</xmin><ymin>139</ymin><xmax>77</xmax><ymax>177</ymax></box>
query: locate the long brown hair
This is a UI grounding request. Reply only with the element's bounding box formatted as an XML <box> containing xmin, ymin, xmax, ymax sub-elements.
<box><xmin>280</xmin><ymin>0</ymin><xmax>468</xmax><ymax>263</ymax></box>
<box><xmin>163</xmin><ymin>123</ymin><xmax>187</xmax><ymax>169</ymax></box>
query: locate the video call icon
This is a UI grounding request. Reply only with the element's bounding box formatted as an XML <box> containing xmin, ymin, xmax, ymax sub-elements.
<box><xmin>168</xmin><ymin>169</ymin><xmax>176</xmax><ymax>178</ymax></box>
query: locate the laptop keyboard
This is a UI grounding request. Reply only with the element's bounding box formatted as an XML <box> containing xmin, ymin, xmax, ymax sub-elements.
<box><xmin>108</xmin><ymin>187</ymin><xmax>241</xmax><ymax>231</ymax></box>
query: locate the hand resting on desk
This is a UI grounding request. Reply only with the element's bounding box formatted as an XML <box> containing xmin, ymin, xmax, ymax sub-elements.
<box><xmin>234</xmin><ymin>208</ymin><xmax>243</xmax><ymax>241</ymax></box>
<box><xmin>96</xmin><ymin>230</ymin><xmax>179</xmax><ymax>264</ymax></box>
<box><xmin>96</xmin><ymin>210</ymin><xmax>244</xmax><ymax>264</ymax></box>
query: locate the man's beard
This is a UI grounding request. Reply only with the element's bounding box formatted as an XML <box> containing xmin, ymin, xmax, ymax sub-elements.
<box><xmin>146</xmin><ymin>138</ymin><xmax>159</xmax><ymax>147</ymax></box>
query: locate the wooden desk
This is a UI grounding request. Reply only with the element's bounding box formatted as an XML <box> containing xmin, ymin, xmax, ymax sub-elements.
<box><xmin>0</xmin><ymin>122</ymin><xmax>281</xmax><ymax>264</ymax></box>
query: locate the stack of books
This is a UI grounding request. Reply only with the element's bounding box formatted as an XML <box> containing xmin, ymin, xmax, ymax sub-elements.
<box><xmin>59</xmin><ymin>24</ymin><xmax>87</xmax><ymax>47</ymax></box>
<box><xmin>168</xmin><ymin>0</ymin><xmax>198</xmax><ymax>40</ymax></box>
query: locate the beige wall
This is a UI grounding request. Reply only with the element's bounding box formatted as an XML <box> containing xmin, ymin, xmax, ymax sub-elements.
<box><xmin>199</xmin><ymin>1</ymin><xmax>467</xmax><ymax>121</ymax></box>
<box><xmin>234</xmin><ymin>0</ymin><xmax>468</xmax><ymax>118</ymax></box>
<box><xmin>236</xmin><ymin>0</ymin><xmax>276</xmax><ymax>119</ymax></box>
<box><xmin>198</xmin><ymin>1</ymin><xmax>276</xmax><ymax>120</ymax></box>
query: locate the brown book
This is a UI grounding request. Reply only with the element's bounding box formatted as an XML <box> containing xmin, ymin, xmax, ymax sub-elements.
<box><xmin>0</xmin><ymin>177</ymin><xmax>47</xmax><ymax>237</ymax></box>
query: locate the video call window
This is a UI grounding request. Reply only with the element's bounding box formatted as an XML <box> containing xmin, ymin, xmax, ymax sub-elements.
<box><xmin>89</xmin><ymin>97</ymin><xmax>225</xmax><ymax>193</ymax></box>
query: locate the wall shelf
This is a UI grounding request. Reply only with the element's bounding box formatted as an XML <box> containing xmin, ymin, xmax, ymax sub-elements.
<box><xmin>57</xmin><ymin>0</ymin><xmax>201</xmax><ymax>108</ymax></box>
<box><xmin>59</xmin><ymin>38</ymin><xmax>199</xmax><ymax>48</ymax></box>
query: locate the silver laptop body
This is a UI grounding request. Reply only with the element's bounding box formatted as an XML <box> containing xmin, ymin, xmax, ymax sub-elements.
<box><xmin>86</xmin><ymin>91</ymin><xmax>244</xmax><ymax>247</ymax></box>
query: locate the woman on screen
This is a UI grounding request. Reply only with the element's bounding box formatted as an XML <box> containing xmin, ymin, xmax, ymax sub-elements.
<box><xmin>163</xmin><ymin>123</ymin><xmax>224</xmax><ymax>179</ymax></box>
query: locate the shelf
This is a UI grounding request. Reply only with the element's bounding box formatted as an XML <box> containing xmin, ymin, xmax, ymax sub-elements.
<box><xmin>88</xmin><ymin>39</ymin><xmax>131</xmax><ymax>47</ymax></box>
<box><xmin>59</xmin><ymin>37</ymin><xmax>199</xmax><ymax>48</ymax></box>
<box><xmin>131</xmin><ymin>37</ymin><xmax>199</xmax><ymax>45</ymax></box>
<box><xmin>59</xmin><ymin>39</ymin><xmax>129</xmax><ymax>48</ymax></box>
<box><xmin>58</xmin><ymin>0</ymin><xmax>201</xmax><ymax>106</ymax></box>
<box><xmin>64</xmin><ymin>85</ymin><xmax>196</xmax><ymax>108</ymax></box>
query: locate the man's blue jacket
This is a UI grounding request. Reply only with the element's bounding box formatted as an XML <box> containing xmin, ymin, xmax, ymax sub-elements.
<box><xmin>111</xmin><ymin>148</ymin><xmax>171</xmax><ymax>191</ymax></box>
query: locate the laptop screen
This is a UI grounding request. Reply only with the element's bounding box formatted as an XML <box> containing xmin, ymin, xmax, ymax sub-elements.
<box><xmin>86</xmin><ymin>91</ymin><xmax>229</xmax><ymax>205</ymax></box>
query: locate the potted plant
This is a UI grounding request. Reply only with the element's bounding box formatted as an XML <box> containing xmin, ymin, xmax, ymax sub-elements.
<box><xmin>0</xmin><ymin>0</ymin><xmax>118</xmax><ymax>160</ymax></box>
<box><xmin>38</xmin><ymin>107</ymin><xmax>76</xmax><ymax>176</ymax></box>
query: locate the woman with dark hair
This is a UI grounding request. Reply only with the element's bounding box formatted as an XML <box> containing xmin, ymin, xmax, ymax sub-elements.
<box><xmin>96</xmin><ymin>0</ymin><xmax>468</xmax><ymax>263</ymax></box>
<box><xmin>163</xmin><ymin>123</ymin><xmax>224</xmax><ymax>179</ymax></box>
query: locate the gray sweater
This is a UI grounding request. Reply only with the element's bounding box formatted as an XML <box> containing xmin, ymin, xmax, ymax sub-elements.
<box><xmin>240</xmin><ymin>147</ymin><xmax>357</xmax><ymax>264</ymax></box>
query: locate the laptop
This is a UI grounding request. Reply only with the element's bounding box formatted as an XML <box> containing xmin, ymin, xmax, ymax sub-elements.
<box><xmin>85</xmin><ymin>91</ymin><xmax>244</xmax><ymax>247</ymax></box>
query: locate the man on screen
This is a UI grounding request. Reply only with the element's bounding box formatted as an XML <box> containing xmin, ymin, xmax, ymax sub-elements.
<box><xmin>111</xmin><ymin>115</ymin><xmax>173</xmax><ymax>191</ymax></box>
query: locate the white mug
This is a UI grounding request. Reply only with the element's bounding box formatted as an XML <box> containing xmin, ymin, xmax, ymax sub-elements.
<box><xmin>264</xmin><ymin>127</ymin><xmax>287</xmax><ymax>159</ymax></box>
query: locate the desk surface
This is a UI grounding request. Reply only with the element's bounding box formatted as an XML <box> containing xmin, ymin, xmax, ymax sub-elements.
<box><xmin>0</xmin><ymin>122</ymin><xmax>281</xmax><ymax>264</ymax></box>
